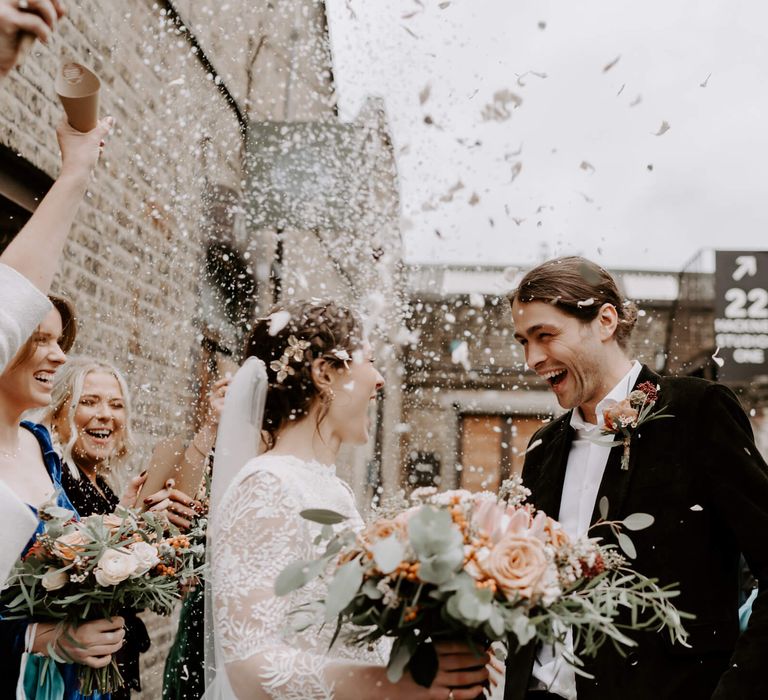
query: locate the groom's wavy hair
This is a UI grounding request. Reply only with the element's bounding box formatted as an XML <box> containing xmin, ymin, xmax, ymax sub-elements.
<box><xmin>508</xmin><ymin>256</ymin><xmax>638</xmax><ymax>349</ymax></box>
<box><xmin>243</xmin><ymin>300</ymin><xmax>364</xmax><ymax>448</ymax></box>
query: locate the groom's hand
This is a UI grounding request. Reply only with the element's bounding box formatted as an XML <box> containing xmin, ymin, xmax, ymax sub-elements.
<box><xmin>431</xmin><ymin>640</ymin><xmax>490</xmax><ymax>699</ymax></box>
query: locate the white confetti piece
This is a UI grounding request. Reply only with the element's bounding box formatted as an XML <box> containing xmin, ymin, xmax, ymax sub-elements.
<box><xmin>268</xmin><ymin>311</ymin><xmax>291</xmax><ymax>336</ymax></box>
<box><xmin>451</xmin><ymin>341</ymin><xmax>471</xmax><ymax>371</ymax></box>
<box><xmin>525</xmin><ymin>438</ymin><xmax>543</xmax><ymax>454</ymax></box>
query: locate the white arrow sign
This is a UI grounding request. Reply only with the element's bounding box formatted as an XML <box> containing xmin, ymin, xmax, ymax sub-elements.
<box><xmin>733</xmin><ymin>255</ymin><xmax>757</xmax><ymax>281</ymax></box>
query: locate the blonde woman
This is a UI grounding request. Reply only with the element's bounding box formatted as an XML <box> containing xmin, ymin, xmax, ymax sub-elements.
<box><xmin>44</xmin><ymin>355</ymin><xmax>203</xmax><ymax>698</ymax></box>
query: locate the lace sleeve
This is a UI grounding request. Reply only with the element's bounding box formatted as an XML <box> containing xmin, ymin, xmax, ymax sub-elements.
<box><xmin>211</xmin><ymin>468</ymin><xmax>337</xmax><ymax>699</ymax></box>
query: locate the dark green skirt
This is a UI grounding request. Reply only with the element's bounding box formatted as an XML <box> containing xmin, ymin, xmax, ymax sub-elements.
<box><xmin>163</xmin><ymin>584</ymin><xmax>206</xmax><ymax>700</ymax></box>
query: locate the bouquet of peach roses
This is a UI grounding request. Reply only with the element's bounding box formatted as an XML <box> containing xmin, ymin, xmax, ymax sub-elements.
<box><xmin>0</xmin><ymin>503</ymin><xmax>206</xmax><ymax>697</ymax></box>
<box><xmin>276</xmin><ymin>478</ymin><xmax>689</xmax><ymax>687</ymax></box>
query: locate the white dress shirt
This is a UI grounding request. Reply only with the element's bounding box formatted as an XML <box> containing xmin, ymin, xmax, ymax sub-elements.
<box><xmin>531</xmin><ymin>361</ymin><xmax>642</xmax><ymax>699</ymax></box>
<box><xmin>0</xmin><ymin>263</ymin><xmax>51</xmax><ymax>583</ymax></box>
<box><xmin>0</xmin><ymin>262</ymin><xmax>51</xmax><ymax>373</ymax></box>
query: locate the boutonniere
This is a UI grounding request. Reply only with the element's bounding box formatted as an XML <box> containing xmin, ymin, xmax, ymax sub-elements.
<box><xmin>601</xmin><ymin>381</ymin><xmax>673</xmax><ymax>470</ymax></box>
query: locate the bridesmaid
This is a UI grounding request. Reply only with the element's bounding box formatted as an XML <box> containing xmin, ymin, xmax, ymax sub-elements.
<box><xmin>44</xmin><ymin>354</ymin><xmax>205</xmax><ymax>697</ymax></box>
<box><xmin>160</xmin><ymin>375</ymin><xmax>230</xmax><ymax>700</ymax></box>
<box><xmin>0</xmin><ymin>297</ymin><xmax>124</xmax><ymax>699</ymax></box>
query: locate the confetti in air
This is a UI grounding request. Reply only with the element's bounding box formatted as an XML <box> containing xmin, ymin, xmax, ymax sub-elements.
<box><xmin>602</xmin><ymin>55</ymin><xmax>621</xmax><ymax>72</ymax></box>
<box><xmin>268</xmin><ymin>311</ymin><xmax>292</xmax><ymax>336</ymax></box>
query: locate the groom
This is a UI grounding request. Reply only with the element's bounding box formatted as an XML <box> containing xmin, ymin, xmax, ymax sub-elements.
<box><xmin>503</xmin><ymin>256</ymin><xmax>768</xmax><ymax>700</ymax></box>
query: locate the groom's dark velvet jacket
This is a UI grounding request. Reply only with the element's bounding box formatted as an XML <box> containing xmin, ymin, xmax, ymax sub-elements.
<box><xmin>504</xmin><ymin>366</ymin><xmax>768</xmax><ymax>700</ymax></box>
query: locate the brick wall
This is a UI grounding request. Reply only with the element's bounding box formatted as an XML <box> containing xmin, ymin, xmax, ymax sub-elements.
<box><xmin>1</xmin><ymin>2</ymin><xmax>245</xmax><ymax>696</ymax></box>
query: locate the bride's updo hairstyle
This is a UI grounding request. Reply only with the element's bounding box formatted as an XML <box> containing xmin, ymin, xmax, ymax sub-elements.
<box><xmin>244</xmin><ymin>300</ymin><xmax>363</xmax><ymax>448</ymax></box>
<box><xmin>508</xmin><ymin>256</ymin><xmax>638</xmax><ymax>349</ymax></box>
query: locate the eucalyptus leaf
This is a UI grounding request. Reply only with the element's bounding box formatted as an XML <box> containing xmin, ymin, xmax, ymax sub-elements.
<box><xmin>371</xmin><ymin>535</ymin><xmax>406</xmax><ymax>574</ymax></box>
<box><xmin>324</xmin><ymin>558</ymin><xmax>364</xmax><ymax>621</ymax></box>
<box><xmin>274</xmin><ymin>559</ymin><xmax>319</xmax><ymax>596</ymax></box>
<box><xmin>617</xmin><ymin>533</ymin><xmax>637</xmax><ymax>559</ymax></box>
<box><xmin>386</xmin><ymin>635</ymin><xmax>416</xmax><ymax>683</ymax></box>
<box><xmin>324</xmin><ymin>537</ymin><xmax>343</xmax><ymax>557</ymax></box>
<box><xmin>487</xmin><ymin>606</ymin><xmax>506</xmax><ymax>637</ymax></box>
<box><xmin>362</xmin><ymin>578</ymin><xmax>383</xmax><ymax>599</ymax></box>
<box><xmin>599</xmin><ymin>496</ymin><xmax>609</xmax><ymax>520</ymax></box>
<box><xmin>408</xmin><ymin>506</ymin><xmax>463</xmax><ymax>584</ymax></box>
<box><xmin>300</xmin><ymin>509</ymin><xmax>348</xmax><ymax>525</ymax></box>
<box><xmin>508</xmin><ymin>608</ymin><xmax>537</xmax><ymax>646</ymax></box>
<box><xmin>622</xmin><ymin>513</ymin><xmax>655</xmax><ymax>531</ymax></box>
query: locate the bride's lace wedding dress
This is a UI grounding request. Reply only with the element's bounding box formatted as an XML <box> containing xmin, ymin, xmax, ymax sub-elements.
<box><xmin>208</xmin><ymin>453</ymin><xmax>387</xmax><ymax>699</ymax></box>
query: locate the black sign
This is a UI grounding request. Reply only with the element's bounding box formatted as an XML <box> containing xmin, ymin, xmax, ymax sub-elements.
<box><xmin>714</xmin><ymin>251</ymin><xmax>768</xmax><ymax>381</ymax></box>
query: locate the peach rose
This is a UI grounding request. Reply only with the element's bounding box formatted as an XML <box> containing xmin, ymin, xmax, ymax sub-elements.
<box><xmin>505</xmin><ymin>507</ymin><xmax>533</xmax><ymax>536</ymax></box>
<box><xmin>102</xmin><ymin>513</ymin><xmax>127</xmax><ymax>531</ymax></box>
<box><xmin>472</xmin><ymin>499</ymin><xmax>505</xmax><ymax>539</ymax></box>
<box><xmin>361</xmin><ymin>518</ymin><xmax>407</xmax><ymax>546</ymax></box>
<box><xmin>41</xmin><ymin>567</ymin><xmax>69</xmax><ymax>591</ymax></box>
<box><xmin>602</xmin><ymin>398</ymin><xmax>638</xmax><ymax>431</ymax></box>
<box><xmin>543</xmin><ymin>517</ymin><xmax>570</xmax><ymax>549</ymax></box>
<box><xmin>480</xmin><ymin>532</ymin><xmax>548</xmax><ymax>601</ymax></box>
<box><xmin>53</xmin><ymin>531</ymin><xmax>89</xmax><ymax>562</ymax></box>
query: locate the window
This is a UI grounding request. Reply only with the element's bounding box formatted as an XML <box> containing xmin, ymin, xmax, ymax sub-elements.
<box><xmin>0</xmin><ymin>145</ymin><xmax>52</xmax><ymax>253</ymax></box>
<box><xmin>459</xmin><ymin>414</ymin><xmax>541</xmax><ymax>491</ymax></box>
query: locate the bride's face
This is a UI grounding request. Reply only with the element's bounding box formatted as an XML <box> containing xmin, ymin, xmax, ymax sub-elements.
<box><xmin>324</xmin><ymin>342</ymin><xmax>385</xmax><ymax>445</ymax></box>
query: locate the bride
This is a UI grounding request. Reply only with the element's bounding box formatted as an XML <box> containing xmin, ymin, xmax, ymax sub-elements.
<box><xmin>204</xmin><ymin>301</ymin><xmax>490</xmax><ymax>699</ymax></box>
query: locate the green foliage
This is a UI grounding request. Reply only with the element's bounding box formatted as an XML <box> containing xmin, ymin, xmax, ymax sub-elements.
<box><xmin>371</xmin><ymin>535</ymin><xmax>406</xmax><ymax>574</ymax></box>
<box><xmin>622</xmin><ymin>513</ymin><xmax>655</xmax><ymax>531</ymax></box>
<box><xmin>407</xmin><ymin>506</ymin><xmax>463</xmax><ymax>584</ymax></box>
<box><xmin>300</xmin><ymin>508</ymin><xmax>348</xmax><ymax>525</ymax></box>
<box><xmin>323</xmin><ymin>558</ymin><xmax>364</xmax><ymax>622</ymax></box>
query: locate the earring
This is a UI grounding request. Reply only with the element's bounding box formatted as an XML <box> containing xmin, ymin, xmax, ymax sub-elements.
<box><xmin>325</xmin><ymin>389</ymin><xmax>336</xmax><ymax>404</ymax></box>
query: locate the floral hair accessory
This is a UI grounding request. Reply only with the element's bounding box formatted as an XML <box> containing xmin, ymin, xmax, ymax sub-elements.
<box><xmin>270</xmin><ymin>335</ymin><xmax>311</xmax><ymax>383</ymax></box>
<box><xmin>329</xmin><ymin>348</ymin><xmax>351</xmax><ymax>369</ymax></box>
<box><xmin>601</xmin><ymin>382</ymin><xmax>672</xmax><ymax>470</ymax></box>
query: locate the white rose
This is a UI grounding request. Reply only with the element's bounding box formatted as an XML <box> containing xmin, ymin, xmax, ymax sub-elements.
<box><xmin>41</xmin><ymin>567</ymin><xmax>68</xmax><ymax>591</ymax></box>
<box><xmin>129</xmin><ymin>541</ymin><xmax>160</xmax><ymax>577</ymax></box>
<box><xmin>94</xmin><ymin>549</ymin><xmax>138</xmax><ymax>587</ymax></box>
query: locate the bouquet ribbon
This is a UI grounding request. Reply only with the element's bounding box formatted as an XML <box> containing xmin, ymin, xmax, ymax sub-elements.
<box><xmin>16</xmin><ymin>623</ymin><xmax>65</xmax><ymax>700</ymax></box>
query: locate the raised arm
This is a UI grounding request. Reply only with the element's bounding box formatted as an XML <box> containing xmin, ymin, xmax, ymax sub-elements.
<box><xmin>0</xmin><ymin>117</ymin><xmax>111</xmax><ymax>291</ymax></box>
<box><xmin>144</xmin><ymin>376</ymin><xmax>230</xmax><ymax>503</ymax></box>
<box><xmin>0</xmin><ymin>0</ymin><xmax>65</xmax><ymax>78</ymax></box>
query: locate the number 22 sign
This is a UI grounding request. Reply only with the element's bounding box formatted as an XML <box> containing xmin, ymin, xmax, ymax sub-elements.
<box><xmin>714</xmin><ymin>251</ymin><xmax>768</xmax><ymax>381</ymax></box>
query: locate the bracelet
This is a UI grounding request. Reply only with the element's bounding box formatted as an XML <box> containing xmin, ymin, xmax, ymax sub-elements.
<box><xmin>24</xmin><ymin>622</ymin><xmax>38</xmax><ymax>653</ymax></box>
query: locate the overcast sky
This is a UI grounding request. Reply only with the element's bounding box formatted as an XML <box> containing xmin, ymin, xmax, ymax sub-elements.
<box><xmin>326</xmin><ymin>0</ymin><xmax>768</xmax><ymax>271</ymax></box>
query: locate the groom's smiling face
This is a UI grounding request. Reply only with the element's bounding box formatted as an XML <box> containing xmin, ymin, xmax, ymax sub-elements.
<box><xmin>511</xmin><ymin>299</ymin><xmax>609</xmax><ymax>414</ymax></box>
